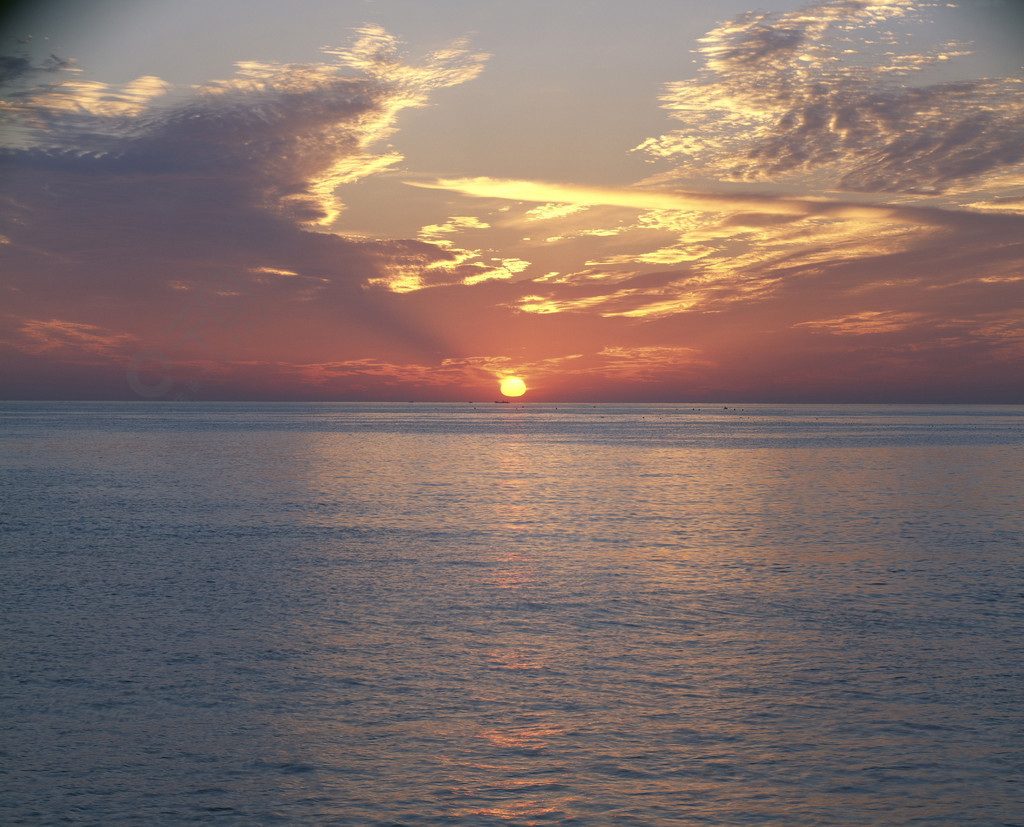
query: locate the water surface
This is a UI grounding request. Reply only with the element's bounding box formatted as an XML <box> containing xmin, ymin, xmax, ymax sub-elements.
<box><xmin>2</xmin><ymin>402</ymin><xmax>1023</xmax><ymax>824</ymax></box>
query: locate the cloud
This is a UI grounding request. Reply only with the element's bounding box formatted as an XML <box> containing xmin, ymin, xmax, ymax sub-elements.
<box><xmin>271</xmin><ymin>350</ymin><xmax>601</xmax><ymax>394</ymax></box>
<box><xmin>793</xmin><ymin>310</ymin><xmax>924</xmax><ymax>335</ymax></box>
<box><xmin>2</xmin><ymin>27</ymin><xmax>485</xmax><ymax>227</ymax></box>
<box><xmin>636</xmin><ymin>0</ymin><xmax>1024</xmax><ymax>195</ymax></box>
<box><xmin>0</xmin><ymin>51</ymin><xmax>73</xmax><ymax>88</ymax></box>
<box><xmin>416</xmin><ymin>173</ymin><xmax>1024</xmax><ymax>322</ymax></box>
<box><xmin>595</xmin><ymin>345</ymin><xmax>709</xmax><ymax>379</ymax></box>
<box><xmin>525</xmin><ymin>202</ymin><xmax>590</xmax><ymax>221</ymax></box>
<box><xmin>407</xmin><ymin>174</ymin><xmax>995</xmax><ymax>225</ymax></box>
<box><xmin>0</xmin><ymin>26</ymin><xmax>497</xmax><ymax>333</ymax></box>
<box><xmin>418</xmin><ymin>215</ymin><xmax>491</xmax><ymax>246</ymax></box>
<box><xmin>437</xmin><ymin>346</ymin><xmax>709</xmax><ymax>389</ymax></box>
<box><xmin>0</xmin><ymin>27</ymin><xmax>495</xmax><ymax>395</ymax></box>
<box><xmin>409</xmin><ymin>175</ymin><xmax>890</xmax><ymax>218</ymax></box>
<box><xmin>8</xmin><ymin>318</ymin><xmax>138</xmax><ymax>357</ymax></box>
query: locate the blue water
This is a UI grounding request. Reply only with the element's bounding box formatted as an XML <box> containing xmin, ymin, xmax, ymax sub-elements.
<box><xmin>2</xmin><ymin>402</ymin><xmax>1023</xmax><ymax>825</ymax></box>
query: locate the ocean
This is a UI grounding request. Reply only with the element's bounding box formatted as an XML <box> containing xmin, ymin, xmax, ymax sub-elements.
<box><xmin>2</xmin><ymin>401</ymin><xmax>1023</xmax><ymax>825</ymax></box>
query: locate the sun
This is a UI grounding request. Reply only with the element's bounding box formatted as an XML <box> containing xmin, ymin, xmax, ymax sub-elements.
<box><xmin>499</xmin><ymin>376</ymin><xmax>527</xmax><ymax>397</ymax></box>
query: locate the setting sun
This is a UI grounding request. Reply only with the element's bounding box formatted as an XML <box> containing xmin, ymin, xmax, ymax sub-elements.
<box><xmin>2</xmin><ymin>1</ymin><xmax>1022</xmax><ymax>407</ymax></box>
<box><xmin>499</xmin><ymin>377</ymin><xmax>527</xmax><ymax>397</ymax></box>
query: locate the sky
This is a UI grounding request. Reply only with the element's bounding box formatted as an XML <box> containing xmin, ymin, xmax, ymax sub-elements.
<box><xmin>2</xmin><ymin>0</ymin><xmax>1023</xmax><ymax>402</ymax></box>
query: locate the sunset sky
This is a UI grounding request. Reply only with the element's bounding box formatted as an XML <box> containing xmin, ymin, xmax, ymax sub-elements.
<box><xmin>2</xmin><ymin>0</ymin><xmax>1023</xmax><ymax>402</ymax></box>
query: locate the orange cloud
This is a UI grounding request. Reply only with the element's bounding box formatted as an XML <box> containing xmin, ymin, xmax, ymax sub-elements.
<box><xmin>794</xmin><ymin>311</ymin><xmax>924</xmax><ymax>336</ymax></box>
<box><xmin>12</xmin><ymin>319</ymin><xmax>138</xmax><ymax>358</ymax></box>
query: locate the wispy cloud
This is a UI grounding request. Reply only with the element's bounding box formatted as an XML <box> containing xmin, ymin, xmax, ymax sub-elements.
<box><xmin>2</xmin><ymin>27</ymin><xmax>486</xmax><ymax>227</ymax></box>
<box><xmin>415</xmin><ymin>172</ymin><xmax>1024</xmax><ymax>322</ymax></box>
<box><xmin>794</xmin><ymin>310</ymin><xmax>924</xmax><ymax>335</ymax></box>
<box><xmin>635</xmin><ymin>0</ymin><xmax>1024</xmax><ymax>196</ymax></box>
<box><xmin>0</xmin><ymin>28</ymin><xmax>489</xmax><ymax>375</ymax></box>
<box><xmin>8</xmin><ymin>318</ymin><xmax>138</xmax><ymax>357</ymax></box>
<box><xmin>408</xmin><ymin>175</ymin><xmax>917</xmax><ymax>219</ymax></box>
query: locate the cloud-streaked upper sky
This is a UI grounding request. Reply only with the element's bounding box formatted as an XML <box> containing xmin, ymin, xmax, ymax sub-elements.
<box><xmin>2</xmin><ymin>0</ymin><xmax>1023</xmax><ymax>402</ymax></box>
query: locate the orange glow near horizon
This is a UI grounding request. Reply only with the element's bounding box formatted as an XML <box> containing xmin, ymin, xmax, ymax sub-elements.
<box><xmin>1</xmin><ymin>3</ymin><xmax>1023</xmax><ymax>403</ymax></box>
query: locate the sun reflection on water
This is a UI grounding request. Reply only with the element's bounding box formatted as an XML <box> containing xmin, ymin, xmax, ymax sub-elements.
<box><xmin>113</xmin><ymin>403</ymin><xmax>1024</xmax><ymax>825</ymax></box>
<box><xmin>449</xmin><ymin>725</ymin><xmax>572</xmax><ymax>822</ymax></box>
<box><xmin>453</xmin><ymin>800</ymin><xmax>563</xmax><ymax>821</ymax></box>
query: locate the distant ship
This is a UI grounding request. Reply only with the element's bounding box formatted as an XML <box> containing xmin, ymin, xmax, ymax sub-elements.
<box><xmin>494</xmin><ymin>399</ymin><xmax>509</xmax><ymax>403</ymax></box>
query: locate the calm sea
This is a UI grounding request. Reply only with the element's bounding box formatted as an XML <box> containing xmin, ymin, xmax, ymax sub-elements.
<box><xmin>2</xmin><ymin>402</ymin><xmax>1023</xmax><ymax>825</ymax></box>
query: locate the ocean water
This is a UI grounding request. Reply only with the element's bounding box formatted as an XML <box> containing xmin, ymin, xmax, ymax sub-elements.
<box><xmin>2</xmin><ymin>401</ymin><xmax>1023</xmax><ymax>826</ymax></box>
